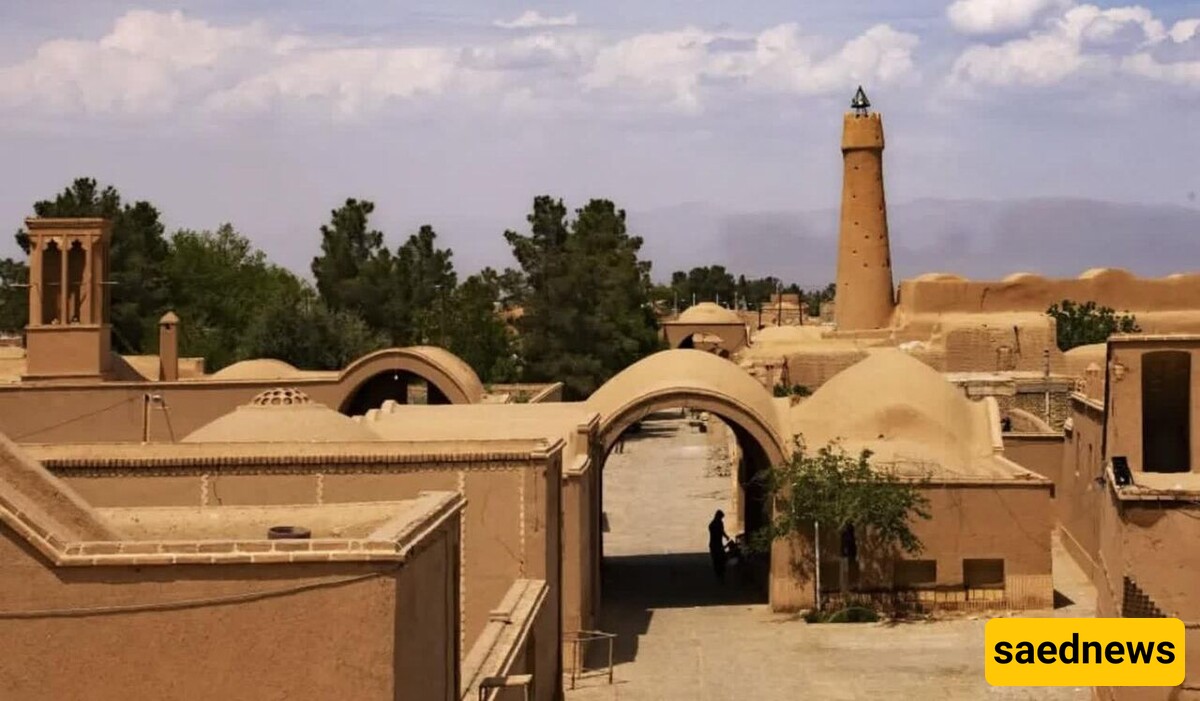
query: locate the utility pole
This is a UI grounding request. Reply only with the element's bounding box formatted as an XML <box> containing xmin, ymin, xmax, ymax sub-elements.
<box><xmin>814</xmin><ymin>521</ymin><xmax>822</xmax><ymax>612</ymax></box>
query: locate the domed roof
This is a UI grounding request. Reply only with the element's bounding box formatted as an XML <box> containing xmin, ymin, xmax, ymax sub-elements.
<box><xmin>913</xmin><ymin>272</ymin><xmax>967</xmax><ymax>282</ymax></box>
<box><xmin>790</xmin><ymin>349</ymin><xmax>995</xmax><ymax>474</ymax></box>
<box><xmin>1078</xmin><ymin>267</ymin><xmax>1133</xmax><ymax>280</ymax></box>
<box><xmin>210</xmin><ymin>358</ymin><xmax>302</xmax><ymax>381</ymax></box>
<box><xmin>183</xmin><ymin>388</ymin><xmax>378</xmax><ymax>443</ymax></box>
<box><xmin>676</xmin><ymin>302</ymin><xmax>742</xmax><ymax>325</ymax></box>
<box><xmin>751</xmin><ymin>325</ymin><xmax>825</xmax><ymax>345</ymax></box>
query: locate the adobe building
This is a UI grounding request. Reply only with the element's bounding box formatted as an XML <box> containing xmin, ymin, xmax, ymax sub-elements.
<box><xmin>0</xmin><ymin>429</ymin><xmax>467</xmax><ymax>701</ymax></box>
<box><xmin>23</xmin><ymin>391</ymin><xmax>571</xmax><ymax>701</ymax></box>
<box><xmin>732</xmin><ymin>90</ymin><xmax>1200</xmax><ymax>434</ymax></box>
<box><xmin>5</xmin><ymin>92</ymin><xmax>1197</xmax><ymax>699</ymax></box>
<box><xmin>772</xmin><ymin>350</ymin><xmax>1054</xmax><ymax>610</ymax></box>
<box><xmin>0</xmin><ymin>217</ymin><xmax>569</xmax><ymax>445</ymax></box>
<box><xmin>661</xmin><ymin>302</ymin><xmax>749</xmax><ymax>356</ymax></box>
<box><xmin>1055</xmin><ymin>334</ymin><xmax>1200</xmax><ymax>699</ymax></box>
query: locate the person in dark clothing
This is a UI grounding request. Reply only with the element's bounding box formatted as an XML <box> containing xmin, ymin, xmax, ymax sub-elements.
<box><xmin>708</xmin><ymin>510</ymin><xmax>731</xmax><ymax>581</ymax></box>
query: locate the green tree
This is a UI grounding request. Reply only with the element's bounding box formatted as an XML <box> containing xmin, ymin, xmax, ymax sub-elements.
<box><xmin>163</xmin><ymin>224</ymin><xmax>302</xmax><ymax>370</ymax></box>
<box><xmin>0</xmin><ymin>258</ymin><xmax>28</xmax><ymax>334</ymax></box>
<box><xmin>392</xmin><ymin>225</ymin><xmax>457</xmax><ymax>346</ymax></box>
<box><xmin>805</xmin><ymin>283</ymin><xmax>836</xmax><ymax>317</ymax></box>
<box><xmin>310</xmin><ymin>198</ymin><xmax>395</xmax><ymax>333</ymax></box>
<box><xmin>736</xmin><ymin>275</ymin><xmax>782</xmax><ymax>310</ymax></box>
<box><xmin>757</xmin><ymin>439</ymin><xmax>930</xmax><ymax>605</ymax></box>
<box><xmin>668</xmin><ymin>266</ymin><xmax>737</xmax><ymax>306</ymax></box>
<box><xmin>1047</xmin><ymin>299</ymin><xmax>1140</xmax><ymax>351</ymax></box>
<box><xmin>17</xmin><ymin>178</ymin><xmax>169</xmax><ymax>352</ymax></box>
<box><xmin>445</xmin><ymin>268</ymin><xmax>519</xmax><ymax>382</ymax></box>
<box><xmin>241</xmin><ymin>284</ymin><xmax>386</xmax><ymax>371</ymax></box>
<box><xmin>506</xmin><ymin>197</ymin><xmax>661</xmax><ymax>398</ymax></box>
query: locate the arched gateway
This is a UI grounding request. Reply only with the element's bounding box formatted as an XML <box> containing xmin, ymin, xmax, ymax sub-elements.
<box><xmin>337</xmin><ymin>346</ymin><xmax>485</xmax><ymax>414</ymax></box>
<box><xmin>585</xmin><ymin>349</ymin><xmax>788</xmax><ymax>465</ymax></box>
<box><xmin>567</xmin><ymin>350</ymin><xmax>790</xmax><ymax>629</ymax></box>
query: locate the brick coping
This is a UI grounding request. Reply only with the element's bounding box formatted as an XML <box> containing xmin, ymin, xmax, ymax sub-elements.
<box><xmin>25</xmin><ymin>439</ymin><xmax>565</xmax><ymax>469</ymax></box>
<box><xmin>0</xmin><ymin>489</ymin><xmax>463</xmax><ymax>568</ymax></box>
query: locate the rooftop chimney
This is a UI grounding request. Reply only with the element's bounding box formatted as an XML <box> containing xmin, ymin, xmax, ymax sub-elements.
<box><xmin>158</xmin><ymin>311</ymin><xmax>179</xmax><ymax>381</ymax></box>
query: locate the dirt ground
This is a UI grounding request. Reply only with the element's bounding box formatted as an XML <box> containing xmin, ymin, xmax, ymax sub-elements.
<box><xmin>567</xmin><ymin>411</ymin><xmax>1094</xmax><ymax>701</ymax></box>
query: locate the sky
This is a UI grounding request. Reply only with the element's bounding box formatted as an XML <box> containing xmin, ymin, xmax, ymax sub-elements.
<box><xmin>0</xmin><ymin>0</ymin><xmax>1197</xmax><ymax>278</ymax></box>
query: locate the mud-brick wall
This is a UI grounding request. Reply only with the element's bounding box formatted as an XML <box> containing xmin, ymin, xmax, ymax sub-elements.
<box><xmin>0</xmin><ymin>525</ymin><xmax>461</xmax><ymax>701</ymax></box>
<box><xmin>1010</xmin><ymin>389</ymin><xmax>1071</xmax><ymax>429</ymax></box>
<box><xmin>51</xmin><ymin>458</ymin><xmax>558</xmax><ymax>653</ymax></box>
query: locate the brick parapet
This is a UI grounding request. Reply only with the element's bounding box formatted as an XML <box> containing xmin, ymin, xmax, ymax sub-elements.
<box><xmin>0</xmin><ymin>488</ymin><xmax>464</xmax><ymax>569</ymax></box>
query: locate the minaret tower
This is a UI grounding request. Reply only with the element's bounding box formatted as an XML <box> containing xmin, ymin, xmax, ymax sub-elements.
<box><xmin>834</xmin><ymin>87</ymin><xmax>895</xmax><ymax>331</ymax></box>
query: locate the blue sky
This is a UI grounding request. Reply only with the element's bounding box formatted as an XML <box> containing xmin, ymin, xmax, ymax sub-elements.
<box><xmin>0</xmin><ymin>1</ymin><xmax>1197</xmax><ymax>276</ymax></box>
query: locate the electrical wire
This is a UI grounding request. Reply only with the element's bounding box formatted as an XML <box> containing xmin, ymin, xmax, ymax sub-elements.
<box><xmin>0</xmin><ymin>567</ymin><xmax>397</xmax><ymax>620</ymax></box>
<box><xmin>12</xmin><ymin>395</ymin><xmax>142</xmax><ymax>441</ymax></box>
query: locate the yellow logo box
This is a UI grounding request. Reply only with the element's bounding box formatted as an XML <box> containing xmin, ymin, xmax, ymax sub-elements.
<box><xmin>986</xmin><ymin>618</ymin><xmax>1185</xmax><ymax>687</ymax></box>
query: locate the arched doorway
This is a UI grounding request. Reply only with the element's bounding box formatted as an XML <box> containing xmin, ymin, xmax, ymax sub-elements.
<box><xmin>341</xmin><ymin>370</ymin><xmax>453</xmax><ymax>415</ymax></box>
<box><xmin>581</xmin><ymin>351</ymin><xmax>788</xmax><ymax>647</ymax></box>
<box><xmin>335</xmin><ymin>347</ymin><xmax>485</xmax><ymax>415</ymax></box>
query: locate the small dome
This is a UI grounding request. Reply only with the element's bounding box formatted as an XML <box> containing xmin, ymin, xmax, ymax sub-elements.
<box><xmin>914</xmin><ymin>272</ymin><xmax>967</xmax><ymax>282</ymax></box>
<box><xmin>210</xmin><ymin>358</ymin><xmax>302</xmax><ymax>381</ymax></box>
<box><xmin>159</xmin><ymin>311</ymin><xmax>180</xmax><ymax>325</ymax></box>
<box><xmin>183</xmin><ymin>387</ymin><xmax>377</xmax><ymax>443</ymax></box>
<box><xmin>677</xmin><ymin>302</ymin><xmax>741</xmax><ymax>325</ymax></box>
<box><xmin>752</xmin><ymin>325</ymin><xmax>825</xmax><ymax>345</ymax></box>
<box><xmin>1078</xmin><ymin>267</ymin><xmax>1133</xmax><ymax>280</ymax></box>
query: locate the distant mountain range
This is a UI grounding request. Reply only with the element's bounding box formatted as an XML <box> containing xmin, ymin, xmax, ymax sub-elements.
<box><xmin>630</xmin><ymin>198</ymin><xmax>1200</xmax><ymax>285</ymax></box>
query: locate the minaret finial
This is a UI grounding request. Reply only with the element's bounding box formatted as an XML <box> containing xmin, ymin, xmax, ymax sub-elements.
<box><xmin>851</xmin><ymin>86</ymin><xmax>870</xmax><ymax>116</ymax></box>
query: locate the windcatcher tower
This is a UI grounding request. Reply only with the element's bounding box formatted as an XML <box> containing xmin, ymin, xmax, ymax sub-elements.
<box><xmin>23</xmin><ymin>218</ymin><xmax>114</xmax><ymax>380</ymax></box>
<box><xmin>834</xmin><ymin>87</ymin><xmax>895</xmax><ymax>331</ymax></box>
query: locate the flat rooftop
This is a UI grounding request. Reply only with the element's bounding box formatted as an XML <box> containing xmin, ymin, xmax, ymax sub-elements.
<box><xmin>1113</xmin><ymin>468</ymin><xmax>1200</xmax><ymax>500</ymax></box>
<box><xmin>359</xmin><ymin>401</ymin><xmax>596</xmax><ymax>443</ymax></box>
<box><xmin>0</xmin><ymin>427</ymin><xmax>465</xmax><ymax>567</ymax></box>
<box><xmin>99</xmin><ymin>500</ymin><xmax>431</xmax><ymax>541</ymax></box>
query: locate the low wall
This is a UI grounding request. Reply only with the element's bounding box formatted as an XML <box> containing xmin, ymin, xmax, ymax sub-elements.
<box><xmin>897</xmin><ymin>270</ymin><xmax>1200</xmax><ymax>318</ymax></box>
<box><xmin>461</xmin><ymin>579</ymin><xmax>556</xmax><ymax>701</ymax></box>
<box><xmin>1003</xmin><ymin>433</ymin><xmax>1065</xmax><ymax>487</ymax></box>
<box><xmin>30</xmin><ymin>443</ymin><xmax>562</xmax><ymax>653</ymax></box>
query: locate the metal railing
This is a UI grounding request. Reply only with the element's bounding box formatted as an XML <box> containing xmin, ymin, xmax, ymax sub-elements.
<box><xmin>562</xmin><ymin>630</ymin><xmax>616</xmax><ymax>690</ymax></box>
<box><xmin>478</xmin><ymin>673</ymin><xmax>532</xmax><ymax>701</ymax></box>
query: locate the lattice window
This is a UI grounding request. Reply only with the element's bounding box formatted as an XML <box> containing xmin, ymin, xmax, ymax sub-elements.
<box><xmin>1122</xmin><ymin>577</ymin><xmax>1166</xmax><ymax>618</ymax></box>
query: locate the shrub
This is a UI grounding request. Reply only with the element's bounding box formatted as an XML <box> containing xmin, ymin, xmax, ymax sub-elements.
<box><xmin>1047</xmin><ymin>299</ymin><xmax>1140</xmax><ymax>352</ymax></box>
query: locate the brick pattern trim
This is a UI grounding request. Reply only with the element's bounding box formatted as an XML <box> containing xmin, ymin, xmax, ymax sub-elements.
<box><xmin>0</xmin><ymin>489</ymin><xmax>464</xmax><ymax>569</ymax></box>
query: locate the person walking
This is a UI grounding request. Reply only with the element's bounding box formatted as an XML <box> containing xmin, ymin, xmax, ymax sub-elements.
<box><xmin>708</xmin><ymin>510</ymin><xmax>731</xmax><ymax>582</ymax></box>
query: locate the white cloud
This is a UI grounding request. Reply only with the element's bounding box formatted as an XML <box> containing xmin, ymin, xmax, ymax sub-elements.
<box><xmin>0</xmin><ymin>10</ymin><xmax>928</xmax><ymax>121</ymax></box>
<box><xmin>584</xmin><ymin>23</ymin><xmax>919</xmax><ymax>112</ymax></box>
<box><xmin>494</xmin><ymin>10</ymin><xmax>578</xmax><ymax>30</ymax></box>
<box><xmin>0</xmin><ymin>10</ymin><xmax>276</xmax><ymax>114</ymax></box>
<box><xmin>1122</xmin><ymin>52</ymin><xmax>1200</xmax><ymax>84</ymax></box>
<box><xmin>947</xmin><ymin>0</ymin><xmax>1070</xmax><ymax>34</ymax></box>
<box><xmin>1169</xmin><ymin>18</ymin><xmax>1200</xmax><ymax>43</ymax></box>
<box><xmin>206</xmin><ymin>48</ymin><xmax>495</xmax><ymax>118</ymax></box>
<box><xmin>949</xmin><ymin>3</ymin><xmax>1200</xmax><ymax>89</ymax></box>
